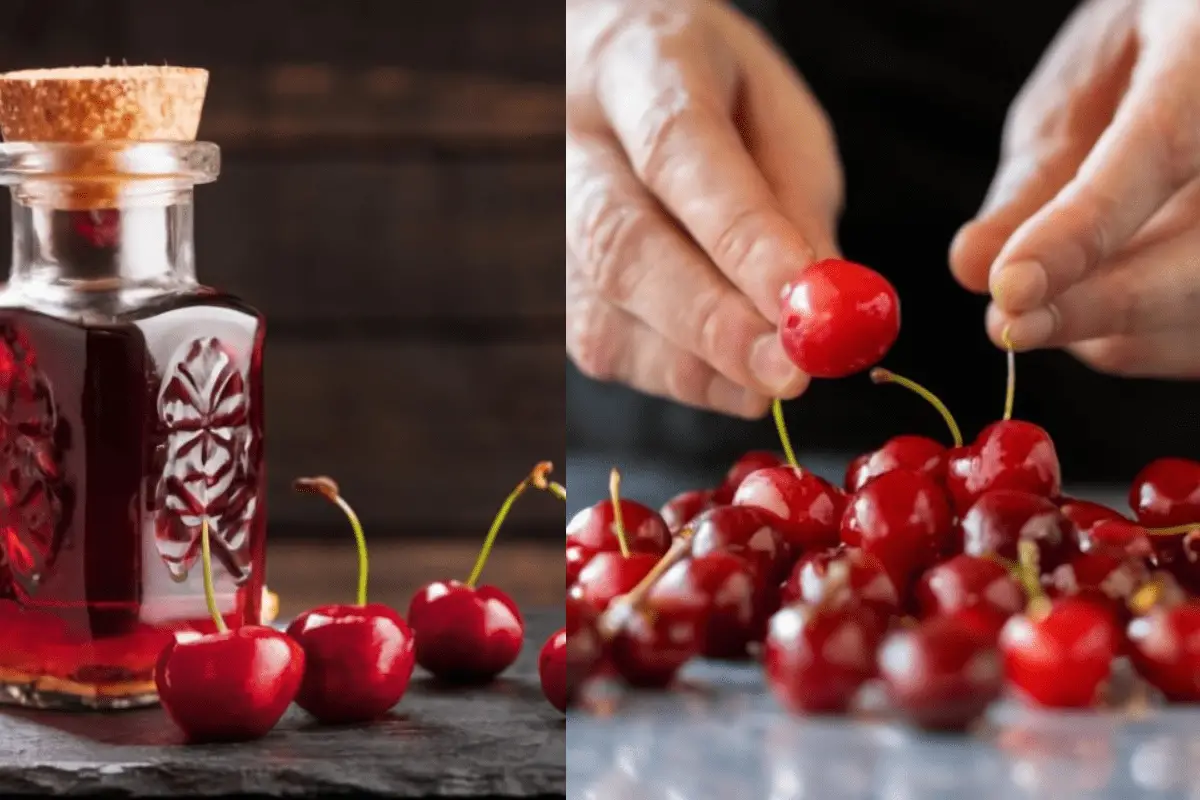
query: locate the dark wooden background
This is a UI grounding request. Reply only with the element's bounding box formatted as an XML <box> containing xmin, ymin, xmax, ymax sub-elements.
<box><xmin>0</xmin><ymin>0</ymin><xmax>566</xmax><ymax>540</ymax></box>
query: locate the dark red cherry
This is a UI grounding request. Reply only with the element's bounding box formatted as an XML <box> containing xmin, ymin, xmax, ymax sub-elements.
<box><xmin>538</xmin><ymin>628</ymin><xmax>568</xmax><ymax>713</ymax></box>
<box><xmin>1046</xmin><ymin>550</ymin><xmax>1149</xmax><ymax>614</ymax></box>
<box><xmin>999</xmin><ymin>597</ymin><xmax>1119</xmax><ymax>708</ymax></box>
<box><xmin>570</xmin><ymin>552</ymin><xmax>659</xmax><ymax>614</ymax></box>
<box><xmin>777</xmin><ymin>258</ymin><xmax>900</xmax><ymax>379</ymax></box>
<box><xmin>566</xmin><ymin>498</ymin><xmax>671</xmax><ymax>561</ymax></box>
<box><xmin>764</xmin><ymin>601</ymin><xmax>882</xmax><ymax>714</ymax></box>
<box><xmin>945</xmin><ymin>420</ymin><xmax>1062</xmax><ymax>513</ymax></box>
<box><xmin>840</xmin><ymin>469</ymin><xmax>954</xmax><ymax>594</ymax></box>
<box><xmin>689</xmin><ymin>505</ymin><xmax>792</xmax><ymax>585</ymax></box>
<box><xmin>960</xmin><ymin>490</ymin><xmax>1070</xmax><ymax>571</ymax></box>
<box><xmin>564</xmin><ymin>594</ymin><xmax>604</xmax><ymax>705</ymax></box>
<box><xmin>915</xmin><ymin>554</ymin><xmax>1024</xmax><ymax>624</ymax></box>
<box><xmin>1130</xmin><ymin>457</ymin><xmax>1200</xmax><ymax>593</ymax></box>
<box><xmin>407</xmin><ymin>582</ymin><xmax>524</xmax><ymax>685</ymax></box>
<box><xmin>781</xmin><ymin>547</ymin><xmax>899</xmax><ymax>624</ymax></box>
<box><xmin>1079</xmin><ymin>519</ymin><xmax>1154</xmax><ymax>559</ymax></box>
<box><xmin>649</xmin><ymin>552</ymin><xmax>768</xmax><ymax>659</ymax></box>
<box><xmin>608</xmin><ymin>595</ymin><xmax>704</xmax><ymax>689</ymax></box>
<box><xmin>1127</xmin><ymin>602</ymin><xmax>1200</xmax><ymax>703</ymax></box>
<box><xmin>1059</xmin><ymin>498</ymin><xmax>1126</xmax><ymax>538</ymax></box>
<box><xmin>877</xmin><ymin>614</ymin><xmax>1003</xmax><ymax>731</ymax></box>
<box><xmin>715</xmin><ymin>451</ymin><xmax>786</xmax><ymax>504</ymax></box>
<box><xmin>660</xmin><ymin>488</ymin><xmax>719</xmax><ymax>534</ymax></box>
<box><xmin>566</xmin><ymin>544</ymin><xmax>593</xmax><ymax>588</ymax></box>
<box><xmin>844</xmin><ymin>435</ymin><xmax>947</xmax><ymax>493</ymax></box>
<box><xmin>733</xmin><ymin>466</ymin><xmax>844</xmax><ymax>553</ymax></box>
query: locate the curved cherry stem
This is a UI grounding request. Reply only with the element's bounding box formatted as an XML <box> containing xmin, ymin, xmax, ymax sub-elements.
<box><xmin>295</xmin><ymin>476</ymin><xmax>370</xmax><ymax>606</ymax></box>
<box><xmin>609</xmin><ymin>467</ymin><xmax>631</xmax><ymax>558</ymax></box>
<box><xmin>466</xmin><ymin>468</ymin><xmax>538</xmax><ymax>589</ymax></box>
<box><xmin>771</xmin><ymin>398</ymin><xmax>799</xmax><ymax>469</ymax></box>
<box><xmin>1145</xmin><ymin>523</ymin><xmax>1200</xmax><ymax>536</ymax></box>
<box><xmin>200</xmin><ymin>518</ymin><xmax>228</xmax><ymax>634</ymax></box>
<box><xmin>531</xmin><ymin>460</ymin><xmax>567</xmax><ymax>501</ymax></box>
<box><xmin>597</xmin><ymin>527</ymin><xmax>695</xmax><ymax>641</ymax></box>
<box><xmin>1002</xmin><ymin>326</ymin><xmax>1016</xmax><ymax>422</ymax></box>
<box><xmin>869</xmin><ymin>368</ymin><xmax>963</xmax><ymax>447</ymax></box>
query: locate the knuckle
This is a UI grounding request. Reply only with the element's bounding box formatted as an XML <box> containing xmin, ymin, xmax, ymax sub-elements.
<box><xmin>576</xmin><ymin>191</ymin><xmax>654</xmax><ymax>303</ymax></box>
<box><xmin>1078</xmin><ymin>338</ymin><xmax>1136</xmax><ymax>376</ymax></box>
<box><xmin>694</xmin><ymin>294</ymin><xmax>756</xmax><ymax>377</ymax></box>
<box><xmin>629</xmin><ymin>93</ymin><xmax>698</xmax><ymax>188</ymax></box>
<box><xmin>663</xmin><ymin>354</ymin><xmax>709</xmax><ymax>406</ymax></box>
<box><xmin>567</xmin><ymin>294</ymin><xmax>621</xmax><ymax>381</ymax></box>
<box><xmin>709</xmin><ymin>206</ymin><xmax>769</xmax><ymax>276</ymax></box>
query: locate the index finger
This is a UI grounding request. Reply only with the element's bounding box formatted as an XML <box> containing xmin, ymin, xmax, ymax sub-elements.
<box><xmin>594</xmin><ymin>29</ymin><xmax>815</xmax><ymax>324</ymax></box>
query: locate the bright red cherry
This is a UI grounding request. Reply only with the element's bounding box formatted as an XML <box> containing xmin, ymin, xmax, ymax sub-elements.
<box><xmin>877</xmin><ymin>615</ymin><xmax>1003</xmax><ymax>730</ymax></box>
<box><xmin>733</xmin><ymin>466</ymin><xmax>844</xmax><ymax>553</ymax></box>
<box><xmin>764</xmin><ymin>601</ymin><xmax>882</xmax><ymax>714</ymax></box>
<box><xmin>1129</xmin><ymin>457</ymin><xmax>1200</xmax><ymax>593</ymax></box>
<box><xmin>1127</xmin><ymin>602</ymin><xmax>1200</xmax><ymax>703</ymax></box>
<box><xmin>689</xmin><ymin>505</ymin><xmax>793</xmax><ymax>585</ymax></box>
<box><xmin>844</xmin><ymin>435</ymin><xmax>947</xmax><ymax>493</ymax></box>
<box><xmin>566</xmin><ymin>544</ymin><xmax>592</xmax><ymax>587</ymax></box>
<box><xmin>999</xmin><ymin>597</ymin><xmax>1119</xmax><ymax>708</ymax></box>
<box><xmin>915</xmin><ymin>554</ymin><xmax>1024</xmax><ymax>626</ymax></box>
<box><xmin>840</xmin><ymin>469</ymin><xmax>955</xmax><ymax>594</ymax></box>
<box><xmin>570</xmin><ymin>551</ymin><xmax>659</xmax><ymax>615</ymax></box>
<box><xmin>156</xmin><ymin>521</ymin><xmax>304</xmax><ymax>742</ymax></box>
<box><xmin>714</xmin><ymin>450</ymin><xmax>786</xmax><ymax>504</ymax></box>
<box><xmin>564</xmin><ymin>594</ymin><xmax>604</xmax><ymax>705</ymax></box>
<box><xmin>781</xmin><ymin>547</ymin><xmax>899</xmax><ymax>625</ymax></box>
<box><xmin>566</xmin><ymin>491</ymin><xmax>671</xmax><ymax>570</ymax></box>
<box><xmin>946</xmin><ymin>421</ymin><xmax>1062</xmax><ymax>514</ymax></box>
<box><xmin>777</xmin><ymin>258</ymin><xmax>900</xmax><ymax>379</ymax></box>
<box><xmin>1045</xmin><ymin>550</ymin><xmax>1149</xmax><ymax>617</ymax></box>
<box><xmin>1078</xmin><ymin>519</ymin><xmax>1154</xmax><ymax>559</ymax></box>
<box><xmin>538</xmin><ymin>628</ymin><xmax>568</xmax><ymax>712</ymax></box>
<box><xmin>960</xmin><ymin>489</ymin><xmax>1071</xmax><ymax>572</ymax></box>
<box><xmin>608</xmin><ymin>594</ymin><xmax>705</xmax><ymax>688</ymax></box>
<box><xmin>660</xmin><ymin>488</ymin><xmax>720</xmax><ymax>534</ymax></box>
<box><xmin>650</xmin><ymin>551</ymin><xmax>768</xmax><ymax>659</ymax></box>
<box><xmin>287</xmin><ymin>477</ymin><xmax>416</xmax><ymax>724</ymax></box>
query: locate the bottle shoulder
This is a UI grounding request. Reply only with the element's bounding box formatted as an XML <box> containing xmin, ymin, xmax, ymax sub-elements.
<box><xmin>0</xmin><ymin>284</ymin><xmax>263</xmax><ymax>329</ymax></box>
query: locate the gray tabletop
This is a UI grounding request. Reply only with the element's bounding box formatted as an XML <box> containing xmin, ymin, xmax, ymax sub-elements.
<box><xmin>0</xmin><ymin>609</ymin><xmax>565</xmax><ymax>798</ymax></box>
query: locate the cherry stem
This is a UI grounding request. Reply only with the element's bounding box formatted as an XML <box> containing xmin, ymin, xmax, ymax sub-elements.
<box><xmin>609</xmin><ymin>467</ymin><xmax>632</xmax><ymax>558</ymax></box>
<box><xmin>597</xmin><ymin>528</ymin><xmax>696</xmax><ymax>640</ymax></box>
<box><xmin>1002</xmin><ymin>326</ymin><xmax>1016</xmax><ymax>422</ymax></box>
<box><xmin>771</xmin><ymin>398</ymin><xmax>799</xmax><ymax>468</ymax></box>
<box><xmin>1016</xmin><ymin>539</ymin><xmax>1049</xmax><ymax>617</ymax></box>
<box><xmin>1129</xmin><ymin>573</ymin><xmax>1170</xmax><ymax>616</ymax></box>
<box><xmin>1144</xmin><ymin>523</ymin><xmax>1200</xmax><ymax>536</ymax></box>
<box><xmin>530</xmin><ymin>460</ymin><xmax>567</xmax><ymax>501</ymax></box>
<box><xmin>200</xmin><ymin>518</ymin><xmax>228</xmax><ymax>634</ymax></box>
<box><xmin>869</xmin><ymin>368</ymin><xmax>963</xmax><ymax>447</ymax></box>
<box><xmin>466</xmin><ymin>468</ymin><xmax>539</xmax><ymax>589</ymax></box>
<box><xmin>295</xmin><ymin>476</ymin><xmax>370</xmax><ymax>606</ymax></box>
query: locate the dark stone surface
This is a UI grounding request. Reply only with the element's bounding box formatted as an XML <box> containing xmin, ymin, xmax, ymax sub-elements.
<box><xmin>0</xmin><ymin>610</ymin><xmax>565</xmax><ymax>798</ymax></box>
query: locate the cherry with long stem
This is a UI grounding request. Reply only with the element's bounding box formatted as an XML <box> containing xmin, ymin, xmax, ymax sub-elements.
<box><xmin>466</xmin><ymin>462</ymin><xmax>556</xmax><ymax>588</ymax></box>
<box><xmin>771</xmin><ymin>398</ymin><xmax>799</xmax><ymax>468</ymax></box>
<box><xmin>869</xmin><ymin>368</ymin><xmax>963</xmax><ymax>447</ymax></box>
<box><xmin>295</xmin><ymin>476</ymin><xmax>369</xmax><ymax>606</ymax></box>
<box><xmin>609</xmin><ymin>467</ymin><xmax>632</xmax><ymax>558</ymax></box>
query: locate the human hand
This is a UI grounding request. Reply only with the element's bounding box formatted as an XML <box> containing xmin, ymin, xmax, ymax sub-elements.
<box><xmin>566</xmin><ymin>0</ymin><xmax>843</xmax><ymax>417</ymax></box>
<box><xmin>951</xmin><ymin>0</ymin><xmax>1200</xmax><ymax>377</ymax></box>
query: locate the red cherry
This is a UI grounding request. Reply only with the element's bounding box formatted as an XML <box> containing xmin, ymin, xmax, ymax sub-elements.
<box><xmin>960</xmin><ymin>489</ymin><xmax>1070</xmax><ymax>571</ymax></box>
<box><xmin>1079</xmin><ymin>519</ymin><xmax>1154</xmax><ymax>559</ymax></box>
<box><xmin>1127</xmin><ymin>602</ymin><xmax>1200</xmax><ymax>703</ymax></box>
<box><xmin>649</xmin><ymin>552</ymin><xmax>768</xmax><ymax>659</ymax></box>
<box><xmin>407</xmin><ymin>581</ymin><xmax>525</xmax><ymax>684</ymax></box>
<box><xmin>1059</xmin><ymin>498</ymin><xmax>1127</xmax><ymax>536</ymax></box>
<box><xmin>915</xmin><ymin>554</ymin><xmax>1024</xmax><ymax>624</ymax></box>
<box><xmin>732</xmin><ymin>466</ymin><xmax>843</xmax><ymax>553</ymax></box>
<box><xmin>565</xmin><ymin>594</ymin><xmax>604</xmax><ymax>705</ymax></box>
<box><xmin>1046</xmin><ymin>551</ymin><xmax>1149</xmax><ymax>613</ymax></box>
<box><xmin>942</xmin><ymin>605</ymin><xmax>1012</xmax><ymax>640</ymax></box>
<box><xmin>1129</xmin><ymin>457</ymin><xmax>1200</xmax><ymax>592</ymax></box>
<box><xmin>566</xmin><ymin>543</ymin><xmax>593</xmax><ymax>587</ymax></box>
<box><xmin>839</xmin><ymin>469</ymin><xmax>954</xmax><ymax>593</ymax></box>
<box><xmin>945</xmin><ymin>420</ymin><xmax>1062</xmax><ymax>514</ymax></box>
<box><xmin>660</xmin><ymin>488</ymin><xmax>720</xmax><ymax>534</ymax></box>
<box><xmin>714</xmin><ymin>450</ymin><xmax>786</xmax><ymax>504</ymax></box>
<box><xmin>566</xmin><ymin>498</ymin><xmax>671</xmax><ymax>557</ymax></box>
<box><xmin>156</xmin><ymin>626</ymin><xmax>305</xmax><ymax>742</ymax></box>
<box><xmin>764</xmin><ymin>601</ymin><xmax>882</xmax><ymax>714</ymax></box>
<box><xmin>844</xmin><ymin>435</ymin><xmax>947</xmax><ymax>493</ymax></box>
<box><xmin>777</xmin><ymin>258</ymin><xmax>900</xmax><ymax>379</ymax></box>
<box><xmin>877</xmin><ymin>615</ymin><xmax>1003</xmax><ymax>730</ymax></box>
<box><xmin>608</xmin><ymin>595</ymin><xmax>704</xmax><ymax>688</ymax></box>
<box><xmin>538</xmin><ymin>628</ymin><xmax>569</xmax><ymax>712</ymax></box>
<box><xmin>781</xmin><ymin>547</ymin><xmax>899</xmax><ymax>623</ymax></box>
<box><xmin>286</xmin><ymin>604</ymin><xmax>415</xmax><ymax>724</ymax></box>
<box><xmin>999</xmin><ymin>597</ymin><xmax>1119</xmax><ymax>708</ymax></box>
<box><xmin>689</xmin><ymin>505</ymin><xmax>792</xmax><ymax>585</ymax></box>
<box><xmin>571</xmin><ymin>552</ymin><xmax>660</xmax><ymax>614</ymax></box>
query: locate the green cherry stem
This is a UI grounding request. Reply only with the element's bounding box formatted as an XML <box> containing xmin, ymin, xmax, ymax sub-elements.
<box><xmin>1002</xmin><ymin>326</ymin><xmax>1016</xmax><ymax>422</ymax></box>
<box><xmin>771</xmin><ymin>398</ymin><xmax>800</xmax><ymax>469</ymax></box>
<box><xmin>1016</xmin><ymin>538</ymin><xmax>1050</xmax><ymax>620</ymax></box>
<box><xmin>465</xmin><ymin>465</ymin><xmax>546</xmax><ymax>589</ymax></box>
<box><xmin>869</xmin><ymin>368</ymin><xmax>964</xmax><ymax>447</ymax></box>
<box><xmin>609</xmin><ymin>467</ymin><xmax>631</xmax><ymax>558</ymax></box>
<box><xmin>295</xmin><ymin>476</ymin><xmax>369</xmax><ymax>606</ymax></box>
<box><xmin>200</xmin><ymin>518</ymin><xmax>228</xmax><ymax>634</ymax></box>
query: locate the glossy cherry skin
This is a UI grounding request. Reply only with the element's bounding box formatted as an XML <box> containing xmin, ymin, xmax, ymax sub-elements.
<box><xmin>570</xmin><ymin>552</ymin><xmax>659</xmax><ymax>614</ymax></box>
<box><xmin>999</xmin><ymin>597</ymin><xmax>1119</xmax><ymax>708</ymax></box>
<box><xmin>945</xmin><ymin>420</ymin><xmax>1062</xmax><ymax>514</ymax></box>
<box><xmin>538</xmin><ymin>628</ymin><xmax>568</xmax><ymax>712</ymax></box>
<box><xmin>660</xmin><ymin>488</ymin><xmax>719</xmax><ymax>534</ymax></box>
<box><xmin>733</xmin><ymin>466</ymin><xmax>844</xmax><ymax>553</ymax></box>
<box><xmin>915</xmin><ymin>554</ymin><xmax>1024</xmax><ymax>625</ymax></box>
<box><xmin>1046</xmin><ymin>551</ymin><xmax>1149</xmax><ymax>620</ymax></box>
<box><xmin>566</xmin><ymin>498</ymin><xmax>671</xmax><ymax>568</ymax></box>
<box><xmin>960</xmin><ymin>490</ymin><xmax>1071</xmax><ymax>571</ymax></box>
<box><xmin>1130</xmin><ymin>457</ymin><xmax>1200</xmax><ymax>592</ymax></box>
<box><xmin>844</xmin><ymin>435</ymin><xmax>947</xmax><ymax>493</ymax></box>
<box><xmin>877</xmin><ymin>615</ymin><xmax>1003</xmax><ymax>730</ymax></box>
<box><xmin>777</xmin><ymin>258</ymin><xmax>900</xmax><ymax>379</ymax></box>
<box><xmin>714</xmin><ymin>450</ymin><xmax>786</xmax><ymax>504</ymax></box>
<box><xmin>764</xmin><ymin>601</ymin><xmax>883</xmax><ymax>714</ymax></box>
<box><xmin>781</xmin><ymin>547</ymin><xmax>899</xmax><ymax>624</ymax></box>
<box><xmin>1078</xmin><ymin>519</ymin><xmax>1154</xmax><ymax>559</ymax></box>
<box><xmin>689</xmin><ymin>505</ymin><xmax>793</xmax><ymax>585</ymax></box>
<box><xmin>566</xmin><ymin>544</ymin><xmax>591</xmax><ymax>587</ymax></box>
<box><xmin>406</xmin><ymin>581</ymin><xmax>524</xmax><ymax>684</ymax></box>
<box><xmin>840</xmin><ymin>469</ymin><xmax>954</xmax><ymax>594</ymax></box>
<box><xmin>155</xmin><ymin>626</ymin><xmax>305</xmax><ymax>742</ymax></box>
<box><xmin>650</xmin><ymin>552</ymin><xmax>768</xmax><ymax>659</ymax></box>
<box><xmin>608</xmin><ymin>595</ymin><xmax>705</xmax><ymax>688</ymax></box>
<box><xmin>285</xmin><ymin>603</ymin><xmax>415</xmax><ymax>724</ymax></box>
<box><xmin>1127</xmin><ymin>602</ymin><xmax>1200</xmax><ymax>703</ymax></box>
<box><xmin>565</xmin><ymin>594</ymin><xmax>604</xmax><ymax>704</ymax></box>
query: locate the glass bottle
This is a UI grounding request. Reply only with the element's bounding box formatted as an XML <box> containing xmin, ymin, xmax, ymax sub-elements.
<box><xmin>0</xmin><ymin>141</ymin><xmax>266</xmax><ymax>710</ymax></box>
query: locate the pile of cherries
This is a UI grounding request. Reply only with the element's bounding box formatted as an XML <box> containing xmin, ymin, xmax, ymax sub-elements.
<box><xmin>156</xmin><ymin>463</ymin><xmax>567</xmax><ymax>743</ymax></box>
<box><xmin>564</xmin><ymin>258</ymin><xmax>1200</xmax><ymax>730</ymax></box>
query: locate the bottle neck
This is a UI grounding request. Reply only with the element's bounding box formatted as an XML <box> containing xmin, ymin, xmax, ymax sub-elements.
<box><xmin>7</xmin><ymin>181</ymin><xmax>198</xmax><ymax>301</ymax></box>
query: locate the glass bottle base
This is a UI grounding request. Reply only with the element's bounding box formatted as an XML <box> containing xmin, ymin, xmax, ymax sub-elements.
<box><xmin>0</xmin><ymin>668</ymin><xmax>158</xmax><ymax>710</ymax></box>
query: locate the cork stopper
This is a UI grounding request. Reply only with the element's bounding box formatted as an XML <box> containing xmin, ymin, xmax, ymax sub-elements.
<box><xmin>0</xmin><ymin>65</ymin><xmax>208</xmax><ymax>142</ymax></box>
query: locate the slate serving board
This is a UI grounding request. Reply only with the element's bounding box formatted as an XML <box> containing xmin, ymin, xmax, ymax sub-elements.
<box><xmin>0</xmin><ymin>609</ymin><xmax>565</xmax><ymax>798</ymax></box>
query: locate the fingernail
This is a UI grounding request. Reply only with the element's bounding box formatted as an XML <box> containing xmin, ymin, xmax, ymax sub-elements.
<box><xmin>750</xmin><ymin>334</ymin><xmax>806</xmax><ymax>396</ymax></box>
<box><xmin>1006</xmin><ymin>306</ymin><xmax>1058</xmax><ymax>349</ymax></box>
<box><xmin>990</xmin><ymin>260</ymin><xmax>1048</xmax><ymax>312</ymax></box>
